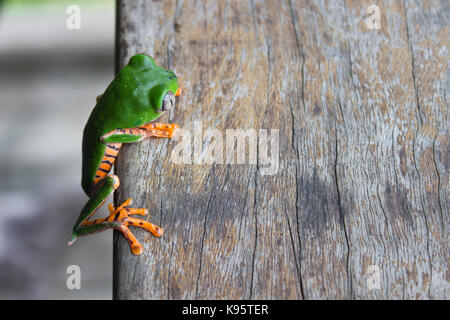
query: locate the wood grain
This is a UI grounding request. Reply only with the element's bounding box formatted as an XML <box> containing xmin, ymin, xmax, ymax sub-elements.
<box><xmin>113</xmin><ymin>0</ymin><xmax>448</xmax><ymax>299</ymax></box>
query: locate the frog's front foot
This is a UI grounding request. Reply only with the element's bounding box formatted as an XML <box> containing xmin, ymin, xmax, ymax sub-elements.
<box><xmin>82</xmin><ymin>198</ymin><xmax>163</xmax><ymax>255</ymax></box>
<box><xmin>139</xmin><ymin>123</ymin><xmax>179</xmax><ymax>139</ymax></box>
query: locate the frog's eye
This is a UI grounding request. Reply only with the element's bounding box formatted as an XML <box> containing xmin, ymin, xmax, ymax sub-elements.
<box><xmin>159</xmin><ymin>91</ymin><xmax>175</xmax><ymax>112</ymax></box>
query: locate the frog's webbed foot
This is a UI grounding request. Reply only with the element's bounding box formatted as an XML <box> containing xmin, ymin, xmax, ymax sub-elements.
<box><xmin>82</xmin><ymin>198</ymin><xmax>163</xmax><ymax>255</ymax></box>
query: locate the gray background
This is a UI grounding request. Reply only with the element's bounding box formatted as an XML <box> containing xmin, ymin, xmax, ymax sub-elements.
<box><xmin>0</xmin><ymin>0</ymin><xmax>114</xmax><ymax>299</ymax></box>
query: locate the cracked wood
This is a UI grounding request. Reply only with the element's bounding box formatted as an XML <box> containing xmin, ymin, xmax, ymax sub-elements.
<box><xmin>113</xmin><ymin>0</ymin><xmax>449</xmax><ymax>299</ymax></box>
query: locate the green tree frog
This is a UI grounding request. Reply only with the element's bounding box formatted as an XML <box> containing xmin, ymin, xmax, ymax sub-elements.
<box><xmin>68</xmin><ymin>54</ymin><xmax>181</xmax><ymax>255</ymax></box>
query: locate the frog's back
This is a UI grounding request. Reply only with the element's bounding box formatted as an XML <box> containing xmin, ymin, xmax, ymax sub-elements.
<box><xmin>80</xmin><ymin>73</ymin><xmax>141</xmax><ymax>194</ymax></box>
<box><xmin>81</xmin><ymin>54</ymin><xmax>177</xmax><ymax>194</ymax></box>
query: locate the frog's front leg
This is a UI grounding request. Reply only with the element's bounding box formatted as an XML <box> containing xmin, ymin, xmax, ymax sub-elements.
<box><xmin>101</xmin><ymin>123</ymin><xmax>179</xmax><ymax>143</ymax></box>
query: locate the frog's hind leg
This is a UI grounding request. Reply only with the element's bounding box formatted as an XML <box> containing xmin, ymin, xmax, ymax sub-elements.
<box><xmin>70</xmin><ymin>165</ymin><xmax>163</xmax><ymax>255</ymax></box>
<box><xmin>82</xmin><ymin>199</ymin><xmax>163</xmax><ymax>255</ymax></box>
<box><xmin>69</xmin><ymin>174</ymin><xmax>120</xmax><ymax>244</ymax></box>
<box><xmin>70</xmin><ymin>194</ymin><xmax>164</xmax><ymax>255</ymax></box>
<box><xmin>69</xmin><ymin>143</ymin><xmax>122</xmax><ymax>235</ymax></box>
<box><xmin>70</xmin><ymin>138</ymin><xmax>166</xmax><ymax>255</ymax></box>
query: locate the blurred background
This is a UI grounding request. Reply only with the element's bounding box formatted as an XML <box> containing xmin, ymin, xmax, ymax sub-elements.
<box><xmin>0</xmin><ymin>0</ymin><xmax>115</xmax><ymax>299</ymax></box>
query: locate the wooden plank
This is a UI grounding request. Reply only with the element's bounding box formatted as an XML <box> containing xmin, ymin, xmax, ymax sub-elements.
<box><xmin>113</xmin><ymin>0</ymin><xmax>448</xmax><ymax>299</ymax></box>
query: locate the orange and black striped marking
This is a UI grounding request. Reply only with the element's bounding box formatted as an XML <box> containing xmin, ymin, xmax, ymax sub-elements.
<box><xmin>93</xmin><ymin>143</ymin><xmax>122</xmax><ymax>184</ymax></box>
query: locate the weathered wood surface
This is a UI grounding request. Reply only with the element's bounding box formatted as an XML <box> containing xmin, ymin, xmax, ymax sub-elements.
<box><xmin>113</xmin><ymin>0</ymin><xmax>448</xmax><ymax>299</ymax></box>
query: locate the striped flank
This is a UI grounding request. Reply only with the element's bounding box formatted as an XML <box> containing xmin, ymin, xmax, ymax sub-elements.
<box><xmin>93</xmin><ymin>143</ymin><xmax>122</xmax><ymax>184</ymax></box>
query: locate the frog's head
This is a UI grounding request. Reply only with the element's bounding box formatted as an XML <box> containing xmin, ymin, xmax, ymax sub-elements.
<box><xmin>128</xmin><ymin>54</ymin><xmax>180</xmax><ymax>116</ymax></box>
<box><xmin>149</xmin><ymin>74</ymin><xmax>180</xmax><ymax>116</ymax></box>
<box><xmin>147</xmin><ymin>83</ymin><xmax>180</xmax><ymax>120</ymax></box>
